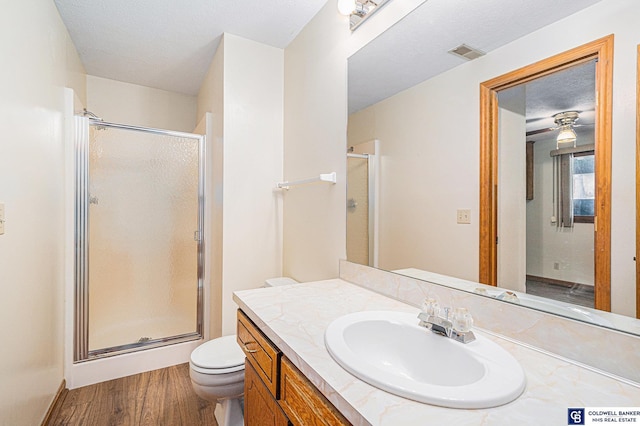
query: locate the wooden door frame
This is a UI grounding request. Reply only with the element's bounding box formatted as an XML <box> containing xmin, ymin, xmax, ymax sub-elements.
<box><xmin>479</xmin><ymin>35</ymin><xmax>613</xmax><ymax>312</ymax></box>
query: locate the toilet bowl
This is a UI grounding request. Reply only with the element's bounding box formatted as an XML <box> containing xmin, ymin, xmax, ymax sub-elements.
<box><xmin>189</xmin><ymin>277</ymin><xmax>298</xmax><ymax>426</ymax></box>
<box><xmin>189</xmin><ymin>334</ymin><xmax>245</xmax><ymax>426</ymax></box>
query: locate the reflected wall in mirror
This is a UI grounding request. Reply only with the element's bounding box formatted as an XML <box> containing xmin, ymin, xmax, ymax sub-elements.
<box><xmin>479</xmin><ymin>37</ymin><xmax>612</xmax><ymax>313</ymax></box>
<box><xmin>346</xmin><ymin>0</ymin><xmax>639</xmax><ymax>336</ymax></box>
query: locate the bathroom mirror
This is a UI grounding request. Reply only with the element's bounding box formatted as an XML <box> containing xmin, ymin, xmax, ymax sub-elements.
<box><xmin>346</xmin><ymin>0</ymin><xmax>640</xmax><ymax>336</ymax></box>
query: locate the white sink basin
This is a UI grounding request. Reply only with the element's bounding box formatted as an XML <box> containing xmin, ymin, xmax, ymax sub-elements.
<box><xmin>324</xmin><ymin>311</ymin><xmax>526</xmax><ymax>409</ymax></box>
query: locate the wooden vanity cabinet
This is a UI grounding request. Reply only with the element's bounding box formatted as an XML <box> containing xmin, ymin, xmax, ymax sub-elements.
<box><xmin>244</xmin><ymin>360</ymin><xmax>289</xmax><ymax>426</ymax></box>
<box><xmin>237</xmin><ymin>309</ymin><xmax>281</xmax><ymax>396</ymax></box>
<box><xmin>237</xmin><ymin>309</ymin><xmax>351</xmax><ymax>426</ymax></box>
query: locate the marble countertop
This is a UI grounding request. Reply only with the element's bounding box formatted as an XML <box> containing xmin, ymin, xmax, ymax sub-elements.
<box><xmin>233</xmin><ymin>279</ymin><xmax>640</xmax><ymax>425</ymax></box>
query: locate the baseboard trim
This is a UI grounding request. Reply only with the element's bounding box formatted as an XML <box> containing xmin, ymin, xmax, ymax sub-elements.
<box><xmin>41</xmin><ymin>379</ymin><xmax>68</xmax><ymax>426</ymax></box>
<box><xmin>526</xmin><ymin>274</ymin><xmax>594</xmax><ymax>292</ymax></box>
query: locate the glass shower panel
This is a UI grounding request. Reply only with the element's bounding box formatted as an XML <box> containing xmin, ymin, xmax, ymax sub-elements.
<box><xmin>87</xmin><ymin>125</ymin><xmax>199</xmax><ymax>351</ymax></box>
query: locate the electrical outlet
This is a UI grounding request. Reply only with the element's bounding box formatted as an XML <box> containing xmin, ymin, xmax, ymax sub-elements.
<box><xmin>457</xmin><ymin>209</ymin><xmax>471</xmax><ymax>224</ymax></box>
<box><xmin>0</xmin><ymin>203</ymin><xmax>4</xmax><ymax>235</ymax></box>
<box><xmin>553</xmin><ymin>262</ymin><xmax>560</xmax><ymax>270</ymax></box>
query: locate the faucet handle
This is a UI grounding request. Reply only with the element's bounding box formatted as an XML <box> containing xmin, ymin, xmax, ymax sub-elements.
<box><xmin>451</xmin><ymin>307</ymin><xmax>476</xmax><ymax>344</ymax></box>
<box><xmin>452</xmin><ymin>307</ymin><xmax>473</xmax><ymax>333</ymax></box>
<box><xmin>421</xmin><ymin>298</ymin><xmax>440</xmax><ymax>317</ymax></box>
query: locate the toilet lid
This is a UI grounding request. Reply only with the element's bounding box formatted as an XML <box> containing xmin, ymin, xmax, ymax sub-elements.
<box><xmin>191</xmin><ymin>335</ymin><xmax>245</xmax><ymax>370</ymax></box>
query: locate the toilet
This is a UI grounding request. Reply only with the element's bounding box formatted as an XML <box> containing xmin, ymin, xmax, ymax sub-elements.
<box><xmin>189</xmin><ymin>277</ymin><xmax>298</xmax><ymax>426</ymax></box>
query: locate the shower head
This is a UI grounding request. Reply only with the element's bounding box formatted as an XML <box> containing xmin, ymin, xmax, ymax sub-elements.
<box><xmin>83</xmin><ymin>108</ymin><xmax>103</xmax><ymax>121</ymax></box>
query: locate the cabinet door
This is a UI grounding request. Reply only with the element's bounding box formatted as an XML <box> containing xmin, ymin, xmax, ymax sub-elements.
<box><xmin>245</xmin><ymin>360</ymin><xmax>289</xmax><ymax>426</ymax></box>
<box><xmin>279</xmin><ymin>357</ymin><xmax>350</xmax><ymax>426</ymax></box>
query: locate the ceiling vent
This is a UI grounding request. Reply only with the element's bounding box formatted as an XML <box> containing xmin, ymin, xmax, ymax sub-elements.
<box><xmin>448</xmin><ymin>44</ymin><xmax>486</xmax><ymax>61</ymax></box>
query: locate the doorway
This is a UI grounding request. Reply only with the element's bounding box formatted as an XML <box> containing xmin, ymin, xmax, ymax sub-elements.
<box><xmin>479</xmin><ymin>35</ymin><xmax>613</xmax><ymax>311</ymax></box>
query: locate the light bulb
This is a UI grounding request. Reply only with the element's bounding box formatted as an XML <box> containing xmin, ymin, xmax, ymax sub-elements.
<box><xmin>338</xmin><ymin>0</ymin><xmax>356</xmax><ymax>16</ymax></box>
<box><xmin>556</xmin><ymin>125</ymin><xmax>577</xmax><ymax>147</ymax></box>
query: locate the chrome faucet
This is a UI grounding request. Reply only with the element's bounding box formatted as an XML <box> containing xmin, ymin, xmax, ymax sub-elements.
<box><xmin>418</xmin><ymin>311</ymin><xmax>452</xmax><ymax>337</ymax></box>
<box><xmin>418</xmin><ymin>299</ymin><xmax>476</xmax><ymax>344</ymax></box>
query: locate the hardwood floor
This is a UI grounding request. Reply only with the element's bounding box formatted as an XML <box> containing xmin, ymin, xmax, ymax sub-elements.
<box><xmin>526</xmin><ymin>279</ymin><xmax>594</xmax><ymax>308</ymax></box>
<box><xmin>49</xmin><ymin>363</ymin><xmax>218</xmax><ymax>426</ymax></box>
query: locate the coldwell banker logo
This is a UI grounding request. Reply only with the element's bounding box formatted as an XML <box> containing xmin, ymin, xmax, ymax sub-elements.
<box><xmin>568</xmin><ymin>408</ymin><xmax>585</xmax><ymax>425</ymax></box>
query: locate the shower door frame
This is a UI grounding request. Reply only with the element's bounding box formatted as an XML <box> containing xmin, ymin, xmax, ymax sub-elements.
<box><xmin>74</xmin><ymin>117</ymin><xmax>206</xmax><ymax>362</ymax></box>
<box><xmin>346</xmin><ymin>139</ymin><xmax>380</xmax><ymax>268</ymax></box>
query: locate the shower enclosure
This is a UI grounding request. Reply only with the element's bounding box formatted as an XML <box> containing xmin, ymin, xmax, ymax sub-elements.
<box><xmin>74</xmin><ymin>116</ymin><xmax>205</xmax><ymax>361</ymax></box>
<box><xmin>346</xmin><ymin>140</ymin><xmax>379</xmax><ymax>267</ymax></box>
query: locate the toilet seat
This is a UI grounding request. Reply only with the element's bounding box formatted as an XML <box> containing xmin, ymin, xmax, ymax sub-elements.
<box><xmin>190</xmin><ymin>335</ymin><xmax>245</xmax><ymax>374</ymax></box>
<box><xmin>190</xmin><ymin>363</ymin><xmax>244</xmax><ymax>375</ymax></box>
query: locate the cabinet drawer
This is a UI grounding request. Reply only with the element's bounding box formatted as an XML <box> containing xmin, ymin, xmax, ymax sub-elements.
<box><xmin>279</xmin><ymin>357</ymin><xmax>350</xmax><ymax>426</ymax></box>
<box><xmin>237</xmin><ymin>310</ymin><xmax>281</xmax><ymax>397</ymax></box>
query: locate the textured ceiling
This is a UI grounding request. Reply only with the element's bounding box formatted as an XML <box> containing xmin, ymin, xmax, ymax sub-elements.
<box><xmin>348</xmin><ymin>0</ymin><xmax>602</xmax><ymax>114</ymax></box>
<box><xmin>54</xmin><ymin>0</ymin><xmax>328</xmax><ymax>95</ymax></box>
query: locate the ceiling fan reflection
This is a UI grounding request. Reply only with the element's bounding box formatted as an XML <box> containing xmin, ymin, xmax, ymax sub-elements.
<box><xmin>525</xmin><ymin>110</ymin><xmax>593</xmax><ymax>137</ymax></box>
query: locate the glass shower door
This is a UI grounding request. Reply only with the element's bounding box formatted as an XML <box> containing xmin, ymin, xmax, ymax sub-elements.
<box><xmin>75</xmin><ymin>118</ymin><xmax>204</xmax><ymax>360</ymax></box>
<box><xmin>347</xmin><ymin>154</ymin><xmax>371</xmax><ymax>266</ymax></box>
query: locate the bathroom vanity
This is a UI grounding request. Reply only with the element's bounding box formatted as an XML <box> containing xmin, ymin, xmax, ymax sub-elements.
<box><xmin>238</xmin><ymin>310</ymin><xmax>348</xmax><ymax>425</ymax></box>
<box><xmin>233</xmin><ymin>266</ymin><xmax>640</xmax><ymax>425</ymax></box>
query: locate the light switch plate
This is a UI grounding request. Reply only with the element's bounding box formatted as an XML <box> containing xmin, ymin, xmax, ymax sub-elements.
<box><xmin>457</xmin><ymin>209</ymin><xmax>471</xmax><ymax>224</ymax></box>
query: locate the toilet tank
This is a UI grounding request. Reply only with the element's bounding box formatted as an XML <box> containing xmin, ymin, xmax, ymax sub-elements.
<box><xmin>264</xmin><ymin>277</ymin><xmax>299</xmax><ymax>287</ymax></box>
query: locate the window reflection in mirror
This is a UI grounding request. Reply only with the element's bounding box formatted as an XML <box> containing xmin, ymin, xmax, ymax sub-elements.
<box><xmin>572</xmin><ymin>152</ymin><xmax>595</xmax><ymax>222</ymax></box>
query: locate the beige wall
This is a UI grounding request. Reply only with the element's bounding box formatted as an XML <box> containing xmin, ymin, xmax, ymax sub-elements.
<box><xmin>0</xmin><ymin>0</ymin><xmax>85</xmax><ymax>424</ymax></box>
<box><xmin>198</xmin><ymin>34</ymin><xmax>284</xmax><ymax>336</ymax></box>
<box><xmin>348</xmin><ymin>0</ymin><xmax>638</xmax><ymax>316</ymax></box>
<box><xmin>66</xmin><ymin>37</ymin><xmax>87</xmax><ymax>107</ymax></box>
<box><xmin>86</xmin><ymin>75</ymin><xmax>197</xmax><ymax>132</ymax></box>
<box><xmin>197</xmin><ymin>42</ymin><xmax>224</xmax><ymax>339</ymax></box>
<box><xmin>283</xmin><ymin>1</ymin><xmax>431</xmax><ymax>282</ymax></box>
<box><xmin>498</xmin><ymin>106</ymin><xmax>527</xmax><ymax>292</ymax></box>
<box><xmin>283</xmin><ymin>3</ymin><xmax>350</xmax><ymax>281</ymax></box>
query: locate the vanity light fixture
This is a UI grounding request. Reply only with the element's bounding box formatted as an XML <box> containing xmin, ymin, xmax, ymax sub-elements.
<box><xmin>338</xmin><ymin>0</ymin><xmax>392</xmax><ymax>31</ymax></box>
<box><xmin>553</xmin><ymin>111</ymin><xmax>579</xmax><ymax>148</ymax></box>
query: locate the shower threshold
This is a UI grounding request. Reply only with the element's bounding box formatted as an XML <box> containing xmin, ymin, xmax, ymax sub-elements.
<box><xmin>78</xmin><ymin>332</ymin><xmax>202</xmax><ymax>363</ymax></box>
